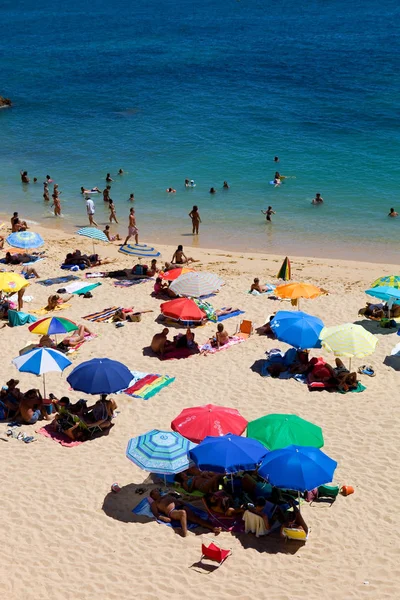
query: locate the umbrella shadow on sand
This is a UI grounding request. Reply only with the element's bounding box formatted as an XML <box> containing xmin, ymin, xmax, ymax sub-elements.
<box><xmin>383</xmin><ymin>356</ymin><xmax>400</xmax><ymax>371</ymax></box>
<box><xmin>231</xmin><ymin>529</ymin><xmax>303</xmax><ymax>556</ymax></box>
<box><xmin>354</xmin><ymin>319</ymin><xmax>398</xmax><ymax>336</ymax></box>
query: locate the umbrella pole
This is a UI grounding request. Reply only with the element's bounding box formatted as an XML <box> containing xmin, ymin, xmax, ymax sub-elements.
<box><xmin>349</xmin><ymin>357</ymin><xmax>352</xmax><ymax>371</ymax></box>
<box><xmin>231</xmin><ymin>474</ymin><xmax>234</xmax><ymax>493</ymax></box>
<box><xmin>164</xmin><ymin>474</ymin><xmax>166</xmax><ymax>487</ymax></box>
<box><xmin>43</xmin><ymin>372</ymin><xmax>46</xmax><ymax>400</ymax></box>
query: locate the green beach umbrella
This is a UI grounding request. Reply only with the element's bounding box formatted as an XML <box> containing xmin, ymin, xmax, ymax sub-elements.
<box><xmin>371</xmin><ymin>275</ymin><xmax>400</xmax><ymax>289</ymax></box>
<box><xmin>247</xmin><ymin>413</ymin><xmax>324</xmax><ymax>451</ymax></box>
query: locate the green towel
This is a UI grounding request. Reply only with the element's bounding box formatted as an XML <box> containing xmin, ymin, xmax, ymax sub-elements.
<box><xmin>338</xmin><ymin>381</ymin><xmax>366</xmax><ymax>394</ymax></box>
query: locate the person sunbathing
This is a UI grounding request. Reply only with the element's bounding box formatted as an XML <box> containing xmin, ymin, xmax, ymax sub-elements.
<box><xmin>151</xmin><ymin>328</ymin><xmax>174</xmax><ymax>355</ymax></box>
<box><xmin>84</xmin><ymin>397</ymin><xmax>117</xmax><ymax>431</ymax></box>
<box><xmin>214</xmin><ymin>307</ymin><xmax>240</xmax><ymax>317</ymax></box>
<box><xmin>214</xmin><ymin>323</ymin><xmax>229</xmax><ymax>348</ymax></box>
<box><xmin>307</xmin><ymin>357</ymin><xmax>358</xmax><ymax>391</ymax></box>
<box><xmin>112</xmin><ymin>309</ymin><xmax>142</xmax><ymax>322</ymax></box>
<box><xmin>360</xmin><ymin>302</ymin><xmax>400</xmax><ymax>319</ymax></box>
<box><xmin>21</xmin><ymin>266</ymin><xmax>39</xmax><ymax>279</ymax></box>
<box><xmin>19</xmin><ymin>389</ymin><xmax>49</xmax><ymax>425</ymax></box>
<box><xmin>205</xmin><ymin>491</ymin><xmax>244</xmax><ymax>517</ymax></box>
<box><xmin>44</xmin><ymin>294</ymin><xmax>73</xmax><ymax>311</ymax></box>
<box><xmin>250</xmin><ymin>278</ymin><xmax>268</xmax><ymax>293</ymax></box>
<box><xmin>149</xmin><ymin>489</ymin><xmax>221</xmax><ymax>537</ymax></box>
<box><xmin>5</xmin><ymin>252</ymin><xmax>36</xmax><ymax>265</ymax></box>
<box><xmin>146</xmin><ymin>259</ymin><xmax>159</xmax><ymax>277</ymax></box>
<box><xmin>174</xmin><ymin>471</ymin><xmax>223</xmax><ymax>494</ymax></box>
<box><xmin>153</xmin><ymin>277</ymin><xmax>177</xmax><ymax>298</ymax></box>
<box><xmin>56</xmin><ymin>324</ymin><xmax>93</xmax><ymax>351</ymax></box>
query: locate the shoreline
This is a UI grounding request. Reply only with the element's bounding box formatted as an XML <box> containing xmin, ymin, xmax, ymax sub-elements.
<box><xmin>1</xmin><ymin>210</ymin><xmax>397</xmax><ymax>267</ymax></box>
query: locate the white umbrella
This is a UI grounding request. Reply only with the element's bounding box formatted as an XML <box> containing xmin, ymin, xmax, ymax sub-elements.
<box><xmin>169</xmin><ymin>272</ymin><xmax>224</xmax><ymax>298</ymax></box>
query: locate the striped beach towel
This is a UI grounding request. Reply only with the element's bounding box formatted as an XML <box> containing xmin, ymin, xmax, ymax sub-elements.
<box><xmin>123</xmin><ymin>371</ymin><xmax>175</xmax><ymax>400</ymax></box>
<box><xmin>83</xmin><ymin>306</ymin><xmax>121</xmax><ymax>323</ymax></box>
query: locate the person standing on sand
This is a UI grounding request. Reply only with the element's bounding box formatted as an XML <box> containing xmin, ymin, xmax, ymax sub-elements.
<box><xmin>86</xmin><ymin>196</ymin><xmax>98</xmax><ymax>226</ymax></box>
<box><xmin>124</xmin><ymin>207</ymin><xmax>139</xmax><ymax>245</ymax></box>
<box><xmin>109</xmin><ymin>199</ymin><xmax>118</xmax><ymax>223</ymax></box>
<box><xmin>261</xmin><ymin>206</ymin><xmax>275</xmax><ymax>222</ymax></box>
<box><xmin>188</xmin><ymin>205</ymin><xmax>201</xmax><ymax>234</ymax></box>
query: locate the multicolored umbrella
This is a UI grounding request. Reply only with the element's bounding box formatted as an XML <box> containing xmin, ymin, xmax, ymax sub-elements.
<box><xmin>258</xmin><ymin>445</ymin><xmax>337</xmax><ymax>492</ymax></box>
<box><xmin>67</xmin><ymin>358</ymin><xmax>132</xmax><ymax>394</ymax></box>
<box><xmin>12</xmin><ymin>347</ymin><xmax>72</xmax><ymax>398</ymax></box>
<box><xmin>171</xmin><ymin>404</ymin><xmax>248</xmax><ymax>444</ymax></box>
<box><xmin>275</xmin><ymin>282</ymin><xmax>325</xmax><ymax>310</ymax></box>
<box><xmin>160</xmin><ymin>267</ymin><xmax>194</xmax><ymax>281</ymax></box>
<box><xmin>6</xmin><ymin>231</ymin><xmax>44</xmax><ymax>249</ymax></box>
<box><xmin>169</xmin><ymin>272</ymin><xmax>224</xmax><ymax>298</ymax></box>
<box><xmin>270</xmin><ymin>310</ymin><xmax>324</xmax><ymax>350</ymax></box>
<box><xmin>119</xmin><ymin>244</ymin><xmax>160</xmax><ymax>258</ymax></box>
<box><xmin>160</xmin><ymin>298</ymin><xmax>206</xmax><ymax>323</ymax></box>
<box><xmin>320</xmin><ymin>323</ymin><xmax>378</xmax><ymax>369</ymax></box>
<box><xmin>0</xmin><ymin>272</ymin><xmax>29</xmax><ymax>293</ymax></box>
<box><xmin>277</xmin><ymin>256</ymin><xmax>291</xmax><ymax>281</ymax></box>
<box><xmin>126</xmin><ymin>429</ymin><xmax>196</xmax><ymax>475</ymax></box>
<box><xmin>247</xmin><ymin>414</ymin><xmax>324</xmax><ymax>451</ymax></box>
<box><xmin>28</xmin><ymin>317</ymin><xmax>78</xmax><ymax>336</ymax></box>
<box><xmin>189</xmin><ymin>434</ymin><xmax>268</xmax><ymax>474</ymax></box>
<box><xmin>371</xmin><ymin>275</ymin><xmax>400</xmax><ymax>289</ymax></box>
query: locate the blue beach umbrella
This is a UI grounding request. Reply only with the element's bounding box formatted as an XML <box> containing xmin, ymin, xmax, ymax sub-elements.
<box><xmin>365</xmin><ymin>286</ymin><xmax>400</xmax><ymax>304</ymax></box>
<box><xmin>258</xmin><ymin>445</ymin><xmax>337</xmax><ymax>492</ymax></box>
<box><xmin>76</xmin><ymin>227</ymin><xmax>109</xmax><ymax>243</ymax></box>
<box><xmin>126</xmin><ymin>429</ymin><xmax>196</xmax><ymax>475</ymax></box>
<box><xmin>119</xmin><ymin>243</ymin><xmax>160</xmax><ymax>258</ymax></box>
<box><xmin>7</xmin><ymin>231</ymin><xmax>44</xmax><ymax>249</ymax></box>
<box><xmin>189</xmin><ymin>434</ymin><xmax>268</xmax><ymax>474</ymax></box>
<box><xmin>12</xmin><ymin>347</ymin><xmax>72</xmax><ymax>398</ymax></box>
<box><xmin>67</xmin><ymin>358</ymin><xmax>132</xmax><ymax>395</ymax></box>
<box><xmin>270</xmin><ymin>310</ymin><xmax>324</xmax><ymax>350</ymax></box>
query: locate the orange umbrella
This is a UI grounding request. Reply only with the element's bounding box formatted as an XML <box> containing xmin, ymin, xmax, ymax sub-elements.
<box><xmin>275</xmin><ymin>282</ymin><xmax>325</xmax><ymax>309</ymax></box>
<box><xmin>160</xmin><ymin>267</ymin><xmax>194</xmax><ymax>281</ymax></box>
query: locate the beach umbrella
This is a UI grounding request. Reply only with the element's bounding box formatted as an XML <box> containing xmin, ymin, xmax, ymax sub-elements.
<box><xmin>160</xmin><ymin>298</ymin><xmax>206</xmax><ymax>323</ymax></box>
<box><xmin>258</xmin><ymin>445</ymin><xmax>337</xmax><ymax>492</ymax></box>
<box><xmin>169</xmin><ymin>272</ymin><xmax>224</xmax><ymax>298</ymax></box>
<box><xmin>12</xmin><ymin>347</ymin><xmax>72</xmax><ymax>398</ymax></box>
<box><xmin>320</xmin><ymin>323</ymin><xmax>378</xmax><ymax>370</ymax></box>
<box><xmin>189</xmin><ymin>434</ymin><xmax>268</xmax><ymax>474</ymax></box>
<box><xmin>6</xmin><ymin>231</ymin><xmax>44</xmax><ymax>249</ymax></box>
<box><xmin>171</xmin><ymin>404</ymin><xmax>248</xmax><ymax>444</ymax></box>
<box><xmin>77</xmin><ymin>227</ymin><xmax>109</xmax><ymax>253</ymax></box>
<box><xmin>270</xmin><ymin>310</ymin><xmax>324</xmax><ymax>350</ymax></box>
<box><xmin>365</xmin><ymin>286</ymin><xmax>400</xmax><ymax>304</ymax></box>
<box><xmin>275</xmin><ymin>282</ymin><xmax>325</xmax><ymax>310</ymax></box>
<box><xmin>126</xmin><ymin>429</ymin><xmax>196</xmax><ymax>475</ymax></box>
<box><xmin>0</xmin><ymin>272</ymin><xmax>29</xmax><ymax>293</ymax></box>
<box><xmin>28</xmin><ymin>316</ymin><xmax>78</xmax><ymax>336</ymax></box>
<box><xmin>67</xmin><ymin>358</ymin><xmax>132</xmax><ymax>395</ymax></box>
<box><xmin>160</xmin><ymin>267</ymin><xmax>194</xmax><ymax>281</ymax></box>
<box><xmin>247</xmin><ymin>414</ymin><xmax>324</xmax><ymax>451</ymax></box>
<box><xmin>119</xmin><ymin>243</ymin><xmax>160</xmax><ymax>258</ymax></box>
<box><xmin>277</xmin><ymin>256</ymin><xmax>291</xmax><ymax>281</ymax></box>
<box><xmin>371</xmin><ymin>275</ymin><xmax>400</xmax><ymax>289</ymax></box>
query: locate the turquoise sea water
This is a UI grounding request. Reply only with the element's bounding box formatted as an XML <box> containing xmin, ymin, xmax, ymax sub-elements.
<box><xmin>1</xmin><ymin>0</ymin><xmax>400</xmax><ymax>261</ymax></box>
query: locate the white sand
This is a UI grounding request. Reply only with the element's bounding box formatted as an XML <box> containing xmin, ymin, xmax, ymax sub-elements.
<box><xmin>1</xmin><ymin>226</ymin><xmax>399</xmax><ymax>600</ymax></box>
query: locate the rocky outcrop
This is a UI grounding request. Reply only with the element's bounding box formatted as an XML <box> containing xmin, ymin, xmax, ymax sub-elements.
<box><xmin>0</xmin><ymin>96</ymin><xmax>12</xmax><ymax>108</ymax></box>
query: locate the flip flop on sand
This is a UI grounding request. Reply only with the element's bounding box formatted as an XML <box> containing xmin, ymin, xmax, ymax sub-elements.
<box><xmin>358</xmin><ymin>365</ymin><xmax>375</xmax><ymax>377</ymax></box>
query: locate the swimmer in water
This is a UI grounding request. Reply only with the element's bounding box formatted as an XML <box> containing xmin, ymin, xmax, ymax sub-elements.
<box><xmin>166</xmin><ymin>187</ymin><xmax>176</xmax><ymax>193</ymax></box>
<box><xmin>118</xmin><ymin>169</ymin><xmax>124</xmax><ymax>175</ymax></box>
<box><xmin>33</xmin><ymin>178</ymin><xmax>37</xmax><ymax>183</ymax></box>
<box><xmin>274</xmin><ymin>156</ymin><xmax>279</xmax><ymax>162</ymax></box>
<box><xmin>273</xmin><ymin>177</ymin><xmax>281</xmax><ymax>187</ymax></box>
<box><xmin>43</xmin><ymin>183</ymin><xmax>50</xmax><ymax>202</ymax></box>
<box><xmin>128</xmin><ymin>193</ymin><xmax>135</xmax><ymax>202</ymax></box>
<box><xmin>45</xmin><ymin>174</ymin><xmax>53</xmax><ymax>183</ymax></box>
<box><xmin>209</xmin><ymin>187</ymin><xmax>216</xmax><ymax>194</ymax></box>
<box><xmin>388</xmin><ymin>208</ymin><xmax>398</xmax><ymax>217</ymax></box>
<box><xmin>223</xmin><ymin>181</ymin><xmax>229</xmax><ymax>189</ymax></box>
<box><xmin>20</xmin><ymin>170</ymin><xmax>30</xmax><ymax>183</ymax></box>
<box><xmin>261</xmin><ymin>206</ymin><xmax>275</xmax><ymax>222</ymax></box>
<box><xmin>106</xmin><ymin>173</ymin><xmax>114</xmax><ymax>182</ymax></box>
<box><xmin>312</xmin><ymin>193</ymin><xmax>324</xmax><ymax>204</ymax></box>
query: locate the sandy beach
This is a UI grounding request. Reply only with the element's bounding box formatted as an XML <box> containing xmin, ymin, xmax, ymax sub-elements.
<box><xmin>1</xmin><ymin>223</ymin><xmax>399</xmax><ymax>600</ymax></box>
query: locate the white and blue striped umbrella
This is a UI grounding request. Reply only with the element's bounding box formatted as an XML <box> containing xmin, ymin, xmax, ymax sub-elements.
<box><xmin>119</xmin><ymin>243</ymin><xmax>160</xmax><ymax>258</ymax></box>
<box><xmin>12</xmin><ymin>347</ymin><xmax>72</xmax><ymax>375</ymax></box>
<box><xmin>126</xmin><ymin>429</ymin><xmax>196</xmax><ymax>475</ymax></box>
<box><xmin>77</xmin><ymin>227</ymin><xmax>109</xmax><ymax>243</ymax></box>
<box><xmin>7</xmin><ymin>231</ymin><xmax>44</xmax><ymax>249</ymax></box>
<box><xmin>169</xmin><ymin>271</ymin><xmax>224</xmax><ymax>298</ymax></box>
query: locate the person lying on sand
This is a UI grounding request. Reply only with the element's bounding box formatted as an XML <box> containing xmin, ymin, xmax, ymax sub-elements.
<box><xmin>153</xmin><ymin>277</ymin><xmax>177</xmax><ymax>298</ymax></box>
<box><xmin>44</xmin><ymin>294</ymin><xmax>73</xmax><ymax>311</ymax></box>
<box><xmin>151</xmin><ymin>328</ymin><xmax>174</xmax><ymax>355</ymax></box>
<box><xmin>250</xmin><ymin>278</ymin><xmax>268</xmax><ymax>293</ymax></box>
<box><xmin>214</xmin><ymin>307</ymin><xmax>240</xmax><ymax>317</ymax></box>
<box><xmin>149</xmin><ymin>489</ymin><xmax>221</xmax><ymax>537</ymax></box>
<box><xmin>5</xmin><ymin>252</ymin><xmax>36</xmax><ymax>265</ymax></box>
<box><xmin>174</xmin><ymin>471</ymin><xmax>223</xmax><ymax>494</ymax></box>
<box><xmin>257</xmin><ymin>314</ymin><xmax>276</xmax><ymax>336</ymax></box>
<box><xmin>112</xmin><ymin>309</ymin><xmax>144</xmax><ymax>322</ymax></box>
<box><xmin>359</xmin><ymin>302</ymin><xmax>400</xmax><ymax>319</ymax></box>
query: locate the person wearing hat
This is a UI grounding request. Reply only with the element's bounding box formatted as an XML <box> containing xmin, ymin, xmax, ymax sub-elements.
<box><xmin>0</xmin><ymin>379</ymin><xmax>23</xmax><ymax>419</ymax></box>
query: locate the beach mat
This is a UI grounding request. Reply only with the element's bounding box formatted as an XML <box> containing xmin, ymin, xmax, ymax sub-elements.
<box><xmin>65</xmin><ymin>282</ymin><xmax>101</xmax><ymax>295</ymax></box>
<box><xmin>37</xmin><ymin>424</ymin><xmax>83</xmax><ymax>447</ymax></box>
<box><xmin>83</xmin><ymin>307</ymin><xmax>121</xmax><ymax>323</ymax></box>
<box><xmin>217</xmin><ymin>310</ymin><xmax>245</xmax><ymax>322</ymax></box>
<box><xmin>113</xmin><ymin>279</ymin><xmax>149</xmax><ymax>287</ymax></box>
<box><xmin>200</xmin><ymin>336</ymin><xmax>245</xmax><ymax>354</ymax></box>
<box><xmin>30</xmin><ymin>303</ymin><xmax>72</xmax><ymax>316</ymax></box>
<box><xmin>37</xmin><ymin>275</ymin><xmax>80</xmax><ymax>287</ymax></box>
<box><xmin>123</xmin><ymin>371</ymin><xmax>175</xmax><ymax>399</ymax></box>
<box><xmin>132</xmin><ymin>498</ymin><xmax>207</xmax><ymax>529</ymax></box>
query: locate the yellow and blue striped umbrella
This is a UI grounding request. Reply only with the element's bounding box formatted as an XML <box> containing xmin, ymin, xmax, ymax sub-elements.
<box><xmin>371</xmin><ymin>275</ymin><xmax>400</xmax><ymax>289</ymax></box>
<box><xmin>320</xmin><ymin>323</ymin><xmax>378</xmax><ymax>367</ymax></box>
<box><xmin>170</xmin><ymin>271</ymin><xmax>224</xmax><ymax>298</ymax></box>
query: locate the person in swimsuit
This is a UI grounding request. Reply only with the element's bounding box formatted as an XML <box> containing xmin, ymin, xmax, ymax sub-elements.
<box><xmin>174</xmin><ymin>327</ymin><xmax>196</xmax><ymax>349</ymax></box>
<box><xmin>106</xmin><ymin>173</ymin><xmax>113</xmax><ymax>182</ymax></box>
<box><xmin>52</xmin><ymin>195</ymin><xmax>61</xmax><ymax>216</ymax></box>
<box><xmin>166</xmin><ymin>187</ymin><xmax>176</xmax><ymax>193</ymax></box>
<box><xmin>11</xmin><ymin>212</ymin><xmax>28</xmax><ymax>232</ymax></box>
<box><xmin>0</xmin><ymin>379</ymin><xmax>23</xmax><ymax>419</ymax></box>
<box><xmin>209</xmin><ymin>187</ymin><xmax>216</xmax><ymax>194</ymax></box>
<box><xmin>171</xmin><ymin>245</ymin><xmax>198</xmax><ymax>265</ymax></box>
<box><xmin>123</xmin><ymin>207</ymin><xmax>139</xmax><ymax>245</ymax></box>
<box><xmin>103</xmin><ymin>225</ymin><xmax>121</xmax><ymax>241</ymax></box>
<box><xmin>20</xmin><ymin>170</ymin><xmax>30</xmax><ymax>183</ymax></box>
<box><xmin>250</xmin><ymin>278</ymin><xmax>268</xmax><ymax>293</ymax></box>
<box><xmin>43</xmin><ymin>183</ymin><xmax>50</xmax><ymax>202</ymax></box>
<box><xmin>261</xmin><ymin>206</ymin><xmax>275</xmax><ymax>222</ymax></box>
<box><xmin>149</xmin><ymin>489</ymin><xmax>221</xmax><ymax>537</ymax></box>
<box><xmin>274</xmin><ymin>156</ymin><xmax>279</xmax><ymax>162</ymax></box>
<box><xmin>146</xmin><ymin>259</ymin><xmax>159</xmax><ymax>277</ymax></box>
<box><xmin>312</xmin><ymin>193</ymin><xmax>324</xmax><ymax>204</ymax></box>
<box><xmin>153</xmin><ymin>277</ymin><xmax>177</xmax><ymax>298</ymax></box>
<box><xmin>108</xmin><ymin>199</ymin><xmax>118</xmax><ymax>223</ymax></box>
<box><xmin>118</xmin><ymin>169</ymin><xmax>124</xmax><ymax>175</ymax></box>
<box><xmin>5</xmin><ymin>252</ymin><xmax>36</xmax><ymax>265</ymax></box>
<box><xmin>223</xmin><ymin>181</ymin><xmax>229</xmax><ymax>189</ymax></box>
<box><xmin>103</xmin><ymin>186</ymin><xmax>111</xmax><ymax>202</ymax></box>
<box><xmin>151</xmin><ymin>328</ymin><xmax>174</xmax><ymax>355</ymax></box>
<box><xmin>174</xmin><ymin>471</ymin><xmax>223</xmax><ymax>494</ymax></box>
<box><xmin>128</xmin><ymin>193</ymin><xmax>135</xmax><ymax>202</ymax></box>
<box><xmin>188</xmin><ymin>205</ymin><xmax>201</xmax><ymax>234</ymax></box>
<box><xmin>19</xmin><ymin>389</ymin><xmax>49</xmax><ymax>425</ymax></box>
<box><xmin>388</xmin><ymin>208</ymin><xmax>398</xmax><ymax>217</ymax></box>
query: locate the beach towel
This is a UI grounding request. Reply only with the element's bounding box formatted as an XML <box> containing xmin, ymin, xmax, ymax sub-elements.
<box><xmin>159</xmin><ymin>346</ymin><xmax>200</xmax><ymax>360</ymax></box>
<box><xmin>248</xmin><ymin>284</ymin><xmax>276</xmax><ymax>296</ymax></box>
<box><xmin>83</xmin><ymin>306</ymin><xmax>122</xmax><ymax>323</ymax></box>
<box><xmin>122</xmin><ymin>371</ymin><xmax>175</xmax><ymax>399</ymax></box>
<box><xmin>338</xmin><ymin>382</ymin><xmax>366</xmax><ymax>394</ymax></box>
<box><xmin>60</xmin><ymin>264</ymin><xmax>86</xmax><ymax>271</ymax></box>
<box><xmin>8</xmin><ymin>310</ymin><xmax>37</xmax><ymax>327</ymax></box>
<box><xmin>37</xmin><ymin>424</ymin><xmax>83</xmax><ymax>447</ymax></box>
<box><xmin>64</xmin><ymin>281</ymin><xmax>101</xmax><ymax>295</ymax></box>
<box><xmin>217</xmin><ymin>310</ymin><xmax>245</xmax><ymax>322</ymax></box>
<box><xmin>85</xmin><ymin>272</ymin><xmax>109</xmax><ymax>279</ymax></box>
<box><xmin>30</xmin><ymin>303</ymin><xmax>72</xmax><ymax>316</ymax></box>
<box><xmin>132</xmin><ymin>498</ymin><xmax>207</xmax><ymax>529</ymax></box>
<box><xmin>200</xmin><ymin>336</ymin><xmax>245</xmax><ymax>354</ymax></box>
<box><xmin>37</xmin><ymin>275</ymin><xmax>80</xmax><ymax>287</ymax></box>
<box><xmin>113</xmin><ymin>279</ymin><xmax>148</xmax><ymax>287</ymax></box>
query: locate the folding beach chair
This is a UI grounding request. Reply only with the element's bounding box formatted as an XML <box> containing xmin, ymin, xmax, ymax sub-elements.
<box><xmin>200</xmin><ymin>542</ymin><xmax>231</xmax><ymax>567</ymax></box>
<box><xmin>235</xmin><ymin>319</ymin><xmax>253</xmax><ymax>339</ymax></box>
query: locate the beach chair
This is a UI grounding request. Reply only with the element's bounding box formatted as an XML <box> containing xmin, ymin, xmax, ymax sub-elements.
<box><xmin>72</xmin><ymin>415</ymin><xmax>103</xmax><ymax>438</ymax></box>
<box><xmin>200</xmin><ymin>542</ymin><xmax>231</xmax><ymax>567</ymax></box>
<box><xmin>235</xmin><ymin>319</ymin><xmax>253</xmax><ymax>339</ymax></box>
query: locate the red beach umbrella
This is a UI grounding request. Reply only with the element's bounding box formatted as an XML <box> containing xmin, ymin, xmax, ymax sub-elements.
<box><xmin>160</xmin><ymin>267</ymin><xmax>194</xmax><ymax>281</ymax></box>
<box><xmin>160</xmin><ymin>298</ymin><xmax>206</xmax><ymax>322</ymax></box>
<box><xmin>171</xmin><ymin>404</ymin><xmax>248</xmax><ymax>444</ymax></box>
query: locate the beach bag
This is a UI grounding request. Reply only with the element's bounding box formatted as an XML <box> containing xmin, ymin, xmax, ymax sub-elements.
<box><xmin>130</xmin><ymin>312</ymin><xmax>142</xmax><ymax>322</ymax></box>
